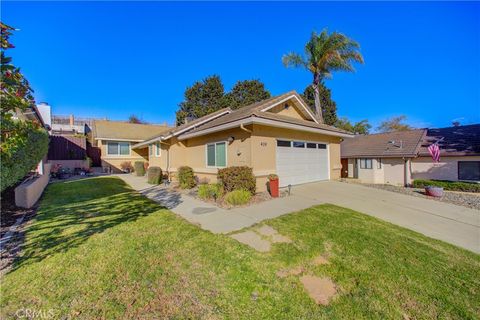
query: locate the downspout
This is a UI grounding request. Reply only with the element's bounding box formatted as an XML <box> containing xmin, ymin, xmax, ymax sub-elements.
<box><xmin>159</xmin><ymin>140</ymin><xmax>171</xmax><ymax>180</ymax></box>
<box><xmin>240</xmin><ymin>123</ymin><xmax>252</xmax><ymax>133</ymax></box>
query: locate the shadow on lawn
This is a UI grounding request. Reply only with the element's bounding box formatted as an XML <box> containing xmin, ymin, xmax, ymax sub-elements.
<box><xmin>10</xmin><ymin>177</ymin><xmax>164</xmax><ymax>272</ymax></box>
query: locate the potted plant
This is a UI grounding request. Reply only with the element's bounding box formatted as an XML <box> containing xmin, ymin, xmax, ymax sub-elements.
<box><xmin>425</xmin><ymin>185</ymin><xmax>444</xmax><ymax>197</ymax></box>
<box><xmin>268</xmin><ymin>174</ymin><xmax>279</xmax><ymax>198</ymax></box>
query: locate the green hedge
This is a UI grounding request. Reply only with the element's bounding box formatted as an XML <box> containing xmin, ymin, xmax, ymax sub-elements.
<box><xmin>147</xmin><ymin>166</ymin><xmax>162</xmax><ymax>184</ymax></box>
<box><xmin>218</xmin><ymin>166</ymin><xmax>256</xmax><ymax>195</ymax></box>
<box><xmin>178</xmin><ymin>166</ymin><xmax>196</xmax><ymax>189</ymax></box>
<box><xmin>134</xmin><ymin>161</ymin><xmax>145</xmax><ymax>176</ymax></box>
<box><xmin>224</xmin><ymin>189</ymin><xmax>252</xmax><ymax>206</ymax></box>
<box><xmin>1</xmin><ymin>122</ymin><xmax>49</xmax><ymax>191</ymax></box>
<box><xmin>198</xmin><ymin>183</ymin><xmax>223</xmax><ymax>200</ymax></box>
<box><xmin>413</xmin><ymin>179</ymin><xmax>480</xmax><ymax>193</ymax></box>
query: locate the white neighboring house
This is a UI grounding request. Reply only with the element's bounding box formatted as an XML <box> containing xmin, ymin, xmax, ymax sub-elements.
<box><xmin>341</xmin><ymin>124</ymin><xmax>480</xmax><ymax>185</ymax></box>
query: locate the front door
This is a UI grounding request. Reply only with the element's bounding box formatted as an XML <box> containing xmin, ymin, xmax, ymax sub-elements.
<box><xmin>341</xmin><ymin>158</ymin><xmax>348</xmax><ymax>178</ymax></box>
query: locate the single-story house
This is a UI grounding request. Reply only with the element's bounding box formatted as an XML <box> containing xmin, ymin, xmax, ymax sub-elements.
<box><xmin>90</xmin><ymin>120</ymin><xmax>170</xmax><ymax>172</ymax></box>
<box><xmin>130</xmin><ymin>91</ymin><xmax>353</xmax><ymax>191</ymax></box>
<box><xmin>341</xmin><ymin>124</ymin><xmax>480</xmax><ymax>185</ymax></box>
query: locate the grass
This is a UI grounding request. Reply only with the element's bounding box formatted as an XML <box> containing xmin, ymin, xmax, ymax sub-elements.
<box><xmin>1</xmin><ymin>177</ymin><xmax>479</xmax><ymax>319</ymax></box>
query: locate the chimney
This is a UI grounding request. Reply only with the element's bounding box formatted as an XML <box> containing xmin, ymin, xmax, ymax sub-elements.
<box><xmin>69</xmin><ymin>114</ymin><xmax>74</xmax><ymax>126</ymax></box>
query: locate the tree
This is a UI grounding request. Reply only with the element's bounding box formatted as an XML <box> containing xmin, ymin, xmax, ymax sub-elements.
<box><xmin>282</xmin><ymin>29</ymin><xmax>364</xmax><ymax>123</ymax></box>
<box><xmin>335</xmin><ymin>117</ymin><xmax>371</xmax><ymax>135</ymax></box>
<box><xmin>128</xmin><ymin>114</ymin><xmax>146</xmax><ymax>124</ymax></box>
<box><xmin>224</xmin><ymin>80</ymin><xmax>271</xmax><ymax>109</ymax></box>
<box><xmin>302</xmin><ymin>84</ymin><xmax>337</xmax><ymax>126</ymax></box>
<box><xmin>377</xmin><ymin>115</ymin><xmax>412</xmax><ymax>133</ymax></box>
<box><xmin>1</xmin><ymin>22</ymin><xmax>49</xmax><ymax>192</ymax></box>
<box><xmin>176</xmin><ymin>75</ymin><xmax>226</xmax><ymax>125</ymax></box>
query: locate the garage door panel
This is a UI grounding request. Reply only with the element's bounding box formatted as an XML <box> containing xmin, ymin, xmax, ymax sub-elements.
<box><xmin>276</xmin><ymin>140</ymin><xmax>329</xmax><ymax>187</ymax></box>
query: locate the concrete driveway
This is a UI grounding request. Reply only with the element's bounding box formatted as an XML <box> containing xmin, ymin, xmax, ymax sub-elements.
<box><xmin>117</xmin><ymin>174</ymin><xmax>479</xmax><ymax>254</ymax></box>
<box><xmin>292</xmin><ymin>181</ymin><xmax>479</xmax><ymax>254</ymax></box>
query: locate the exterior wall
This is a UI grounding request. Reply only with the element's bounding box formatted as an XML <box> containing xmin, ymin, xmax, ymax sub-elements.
<box><xmin>411</xmin><ymin>156</ymin><xmax>480</xmax><ymax>181</ymax></box>
<box><xmin>267</xmin><ymin>103</ymin><xmax>309</xmax><ymax>121</ymax></box>
<box><xmin>347</xmin><ymin>158</ymin><xmax>355</xmax><ymax>178</ymax></box>
<box><xmin>48</xmin><ymin>159</ymin><xmax>89</xmax><ymax>170</ymax></box>
<box><xmin>97</xmin><ymin>139</ymin><xmax>148</xmax><ymax>173</ymax></box>
<box><xmin>383</xmin><ymin>158</ymin><xmax>406</xmax><ymax>185</ymax></box>
<box><xmin>352</xmin><ymin>158</ymin><xmax>385</xmax><ymax>184</ymax></box>
<box><xmin>15</xmin><ymin>163</ymin><xmax>51</xmax><ymax>208</ymax></box>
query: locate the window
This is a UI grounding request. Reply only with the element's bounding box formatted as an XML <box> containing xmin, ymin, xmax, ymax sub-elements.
<box><xmin>107</xmin><ymin>141</ymin><xmax>130</xmax><ymax>156</ymax></box>
<box><xmin>293</xmin><ymin>141</ymin><xmax>305</xmax><ymax>148</ymax></box>
<box><xmin>206</xmin><ymin>142</ymin><xmax>226</xmax><ymax>167</ymax></box>
<box><xmin>277</xmin><ymin>140</ymin><xmax>291</xmax><ymax>147</ymax></box>
<box><xmin>318</xmin><ymin>144</ymin><xmax>327</xmax><ymax>149</ymax></box>
<box><xmin>307</xmin><ymin>143</ymin><xmax>317</xmax><ymax>149</ymax></box>
<box><xmin>377</xmin><ymin>158</ymin><xmax>382</xmax><ymax>169</ymax></box>
<box><xmin>360</xmin><ymin>158</ymin><xmax>373</xmax><ymax>169</ymax></box>
<box><xmin>458</xmin><ymin>161</ymin><xmax>480</xmax><ymax>181</ymax></box>
<box><xmin>149</xmin><ymin>144</ymin><xmax>153</xmax><ymax>156</ymax></box>
<box><xmin>155</xmin><ymin>142</ymin><xmax>161</xmax><ymax>157</ymax></box>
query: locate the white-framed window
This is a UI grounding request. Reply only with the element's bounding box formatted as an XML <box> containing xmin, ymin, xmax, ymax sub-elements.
<box><xmin>360</xmin><ymin>158</ymin><xmax>373</xmax><ymax>169</ymax></box>
<box><xmin>155</xmin><ymin>142</ymin><xmax>161</xmax><ymax>157</ymax></box>
<box><xmin>206</xmin><ymin>141</ymin><xmax>227</xmax><ymax>168</ymax></box>
<box><xmin>149</xmin><ymin>144</ymin><xmax>153</xmax><ymax>156</ymax></box>
<box><xmin>107</xmin><ymin>141</ymin><xmax>130</xmax><ymax>156</ymax></box>
<box><xmin>377</xmin><ymin>158</ymin><xmax>382</xmax><ymax>169</ymax></box>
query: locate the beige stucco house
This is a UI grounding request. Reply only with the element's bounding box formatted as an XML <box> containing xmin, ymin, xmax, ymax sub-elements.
<box><xmin>341</xmin><ymin>124</ymin><xmax>480</xmax><ymax>185</ymax></box>
<box><xmin>90</xmin><ymin>120</ymin><xmax>170</xmax><ymax>172</ymax></box>
<box><xmin>130</xmin><ymin>91</ymin><xmax>353</xmax><ymax>191</ymax></box>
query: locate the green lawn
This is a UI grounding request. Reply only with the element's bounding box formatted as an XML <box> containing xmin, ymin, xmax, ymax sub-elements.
<box><xmin>2</xmin><ymin>177</ymin><xmax>479</xmax><ymax>319</ymax></box>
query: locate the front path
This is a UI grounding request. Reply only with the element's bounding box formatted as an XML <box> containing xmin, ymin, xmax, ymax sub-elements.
<box><xmin>117</xmin><ymin>174</ymin><xmax>479</xmax><ymax>253</ymax></box>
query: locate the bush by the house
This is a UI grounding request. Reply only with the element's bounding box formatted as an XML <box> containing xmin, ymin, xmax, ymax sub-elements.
<box><xmin>218</xmin><ymin>166</ymin><xmax>256</xmax><ymax>194</ymax></box>
<box><xmin>0</xmin><ymin>122</ymin><xmax>49</xmax><ymax>191</ymax></box>
<box><xmin>198</xmin><ymin>183</ymin><xmax>223</xmax><ymax>201</ymax></box>
<box><xmin>178</xmin><ymin>166</ymin><xmax>196</xmax><ymax>189</ymax></box>
<box><xmin>147</xmin><ymin>166</ymin><xmax>163</xmax><ymax>184</ymax></box>
<box><xmin>134</xmin><ymin>161</ymin><xmax>146</xmax><ymax>176</ymax></box>
<box><xmin>413</xmin><ymin>179</ymin><xmax>480</xmax><ymax>193</ymax></box>
<box><xmin>224</xmin><ymin>189</ymin><xmax>252</xmax><ymax>206</ymax></box>
<box><xmin>120</xmin><ymin>161</ymin><xmax>133</xmax><ymax>173</ymax></box>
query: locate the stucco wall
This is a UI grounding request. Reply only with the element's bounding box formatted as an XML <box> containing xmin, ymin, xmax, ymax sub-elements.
<box><xmin>48</xmin><ymin>159</ymin><xmax>89</xmax><ymax>170</ymax></box>
<box><xmin>98</xmin><ymin>140</ymin><xmax>148</xmax><ymax>173</ymax></box>
<box><xmin>383</xmin><ymin>158</ymin><xmax>406</xmax><ymax>185</ymax></box>
<box><xmin>347</xmin><ymin>158</ymin><xmax>355</xmax><ymax>178</ymax></box>
<box><xmin>268</xmin><ymin>103</ymin><xmax>309</xmax><ymax>121</ymax></box>
<box><xmin>352</xmin><ymin>158</ymin><xmax>385</xmax><ymax>184</ymax></box>
<box><xmin>15</xmin><ymin>163</ymin><xmax>51</xmax><ymax>208</ymax></box>
<box><xmin>411</xmin><ymin>156</ymin><xmax>480</xmax><ymax>181</ymax></box>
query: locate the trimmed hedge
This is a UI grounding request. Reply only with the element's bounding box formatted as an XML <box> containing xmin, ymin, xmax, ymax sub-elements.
<box><xmin>218</xmin><ymin>166</ymin><xmax>256</xmax><ymax>195</ymax></box>
<box><xmin>147</xmin><ymin>166</ymin><xmax>162</xmax><ymax>184</ymax></box>
<box><xmin>134</xmin><ymin>161</ymin><xmax>145</xmax><ymax>176</ymax></box>
<box><xmin>413</xmin><ymin>179</ymin><xmax>480</xmax><ymax>193</ymax></box>
<box><xmin>1</xmin><ymin>122</ymin><xmax>49</xmax><ymax>191</ymax></box>
<box><xmin>178</xmin><ymin>166</ymin><xmax>196</xmax><ymax>189</ymax></box>
<box><xmin>198</xmin><ymin>183</ymin><xmax>223</xmax><ymax>200</ymax></box>
<box><xmin>224</xmin><ymin>189</ymin><xmax>252</xmax><ymax>206</ymax></box>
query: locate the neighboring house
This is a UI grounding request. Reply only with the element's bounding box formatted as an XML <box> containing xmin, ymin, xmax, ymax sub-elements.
<box><xmin>90</xmin><ymin>120</ymin><xmax>170</xmax><ymax>172</ymax></box>
<box><xmin>341</xmin><ymin>124</ymin><xmax>480</xmax><ymax>185</ymax></box>
<box><xmin>131</xmin><ymin>91</ymin><xmax>353</xmax><ymax>192</ymax></box>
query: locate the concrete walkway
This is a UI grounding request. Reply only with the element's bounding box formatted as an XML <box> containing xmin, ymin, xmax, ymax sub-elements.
<box><xmin>116</xmin><ymin>174</ymin><xmax>479</xmax><ymax>253</ymax></box>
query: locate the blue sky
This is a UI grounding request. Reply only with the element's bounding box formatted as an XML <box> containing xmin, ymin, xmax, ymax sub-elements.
<box><xmin>2</xmin><ymin>1</ymin><xmax>479</xmax><ymax>129</ymax></box>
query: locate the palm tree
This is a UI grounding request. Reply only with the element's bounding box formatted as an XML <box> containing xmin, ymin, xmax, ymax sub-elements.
<box><xmin>282</xmin><ymin>29</ymin><xmax>364</xmax><ymax>123</ymax></box>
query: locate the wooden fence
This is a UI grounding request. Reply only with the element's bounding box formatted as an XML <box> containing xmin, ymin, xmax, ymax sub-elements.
<box><xmin>48</xmin><ymin>135</ymin><xmax>87</xmax><ymax>160</ymax></box>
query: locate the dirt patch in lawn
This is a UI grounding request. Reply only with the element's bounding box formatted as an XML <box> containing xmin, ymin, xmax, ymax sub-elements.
<box><xmin>276</xmin><ymin>266</ymin><xmax>305</xmax><ymax>278</ymax></box>
<box><xmin>300</xmin><ymin>276</ymin><xmax>337</xmax><ymax>306</ymax></box>
<box><xmin>230</xmin><ymin>225</ymin><xmax>292</xmax><ymax>252</ymax></box>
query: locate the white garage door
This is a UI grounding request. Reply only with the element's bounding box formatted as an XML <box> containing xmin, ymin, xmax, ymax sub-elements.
<box><xmin>276</xmin><ymin>140</ymin><xmax>329</xmax><ymax>187</ymax></box>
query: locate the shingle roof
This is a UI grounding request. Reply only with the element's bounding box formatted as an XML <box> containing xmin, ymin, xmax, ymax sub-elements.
<box><xmin>418</xmin><ymin>124</ymin><xmax>480</xmax><ymax>156</ymax></box>
<box><xmin>178</xmin><ymin>91</ymin><xmax>351</xmax><ymax>136</ymax></box>
<box><xmin>341</xmin><ymin>129</ymin><xmax>427</xmax><ymax>158</ymax></box>
<box><xmin>91</xmin><ymin>120</ymin><xmax>170</xmax><ymax>141</ymax></box>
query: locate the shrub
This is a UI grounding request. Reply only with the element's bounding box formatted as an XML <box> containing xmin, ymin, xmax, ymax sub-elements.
<box><xmin>198</xmin><ymin>183</ymin><xmax>223</xmax><ymax>200</ymax></box>
<box><xmin>1</xmin><ymin>122</ymin><xmax>49</xmax><ymax>191</ymax></box>
<box><xmin>218</xmin><ymin>166</ymin><xmax>256</xmax><ymax>194</ymax></box>
<box><xmin>120</xmin><ymin>161</ymin><xmax>133</xmax><ymax>172</ymax></box>
<box><xmin>178</xmin><ymin>166</ymin><xmax>196</xmax><ymax>189</ymax></box>
<box><xmin>413</xmin><ymin>179</ymin><xmax>480</xmax><ymax>193</ymax></box>
<box><xmin>134</xmin><ymin>161</ymin><xmax>146</xmax><ymax>176</ymax></box>
<box><xmin>147</xmin><ymin>166</ymin><xmax>163</xmax><ymax>184</ymax></box>
<box><xmin>268</xmin><ymin>174</ymin><xmax>278</xmax><ymax>180</ymax></box>
<box><xmin>224</xmin><ymin>189</ymin><xmax>252</xmax><ymax>206</ymax></box>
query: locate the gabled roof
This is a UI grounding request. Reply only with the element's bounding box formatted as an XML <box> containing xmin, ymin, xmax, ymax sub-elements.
<box><xmin>341</xmin><ymin>129</ymin><xmax>427</xmax><ymax>158</ymax></box>
<box><xmin>418</xmin><ymin>124</ymin><xmax>480</xmax><ymax>156</ymax></box>
<box><xmin>91</xmin><ymin>120</ymin><xmax>170</xmax><ymax>141</ymax></box>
